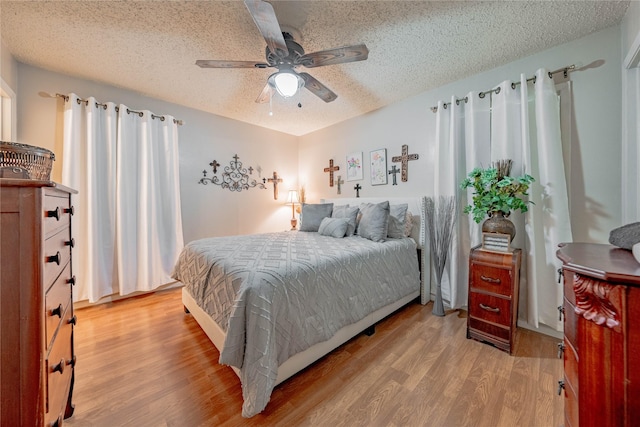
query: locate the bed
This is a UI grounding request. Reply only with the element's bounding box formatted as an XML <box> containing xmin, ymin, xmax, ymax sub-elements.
<box><xmin>172</xmin><ymin>197</ymin><xmax>431</xmax><ymax>417</ymax></box>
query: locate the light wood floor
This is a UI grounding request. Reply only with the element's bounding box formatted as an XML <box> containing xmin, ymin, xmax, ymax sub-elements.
<box><xmin>65</xmin><ymin>288</ymin><xmax>563</xmax><ymax>426</ymax></box>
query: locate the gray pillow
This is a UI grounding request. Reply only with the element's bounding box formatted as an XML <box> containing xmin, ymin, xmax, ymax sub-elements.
<box><xmin>318</xmin><ymin>217</ymin><xmax>349</xmax><ymax>238</ymax></box>
<box><xmin>332</xmin><ymin>204</ymin><xmax>359</xmax><ymax>236</ymax></box>
<box><xmin>357</xmin><ymin>201</ymin><xmax>390</xmax><ymax>242</ymax></box>
<box><xmin>299</xmin><ymin>203</ymin><xmax>334</xmax><ymax>232</ymax></box>
<box><xmin>388</xmin><ymin>203</ymin><xmax>409</xmax><ymax>238</ymax></box>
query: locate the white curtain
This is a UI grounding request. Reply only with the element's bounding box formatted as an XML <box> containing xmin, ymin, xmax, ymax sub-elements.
<box><xmin>62</xmin><ymin>94</ymin><xmax>184</xmax><ymax>302</ymax></box>
<box><xmin>432</xmin><ymin>68</ymin><xmax>572</xmax><ymax>330</ymax></box>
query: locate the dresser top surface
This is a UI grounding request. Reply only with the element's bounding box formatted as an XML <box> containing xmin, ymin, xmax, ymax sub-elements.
<box><xmin>557</xmin><ymin>242</ymin><xmax>640</xmax><ymax>285</ymax></box>
<box><xmin>0</xmin><ymin>178</ymin><xmax>77</xmax><ymax>193</ymax></box>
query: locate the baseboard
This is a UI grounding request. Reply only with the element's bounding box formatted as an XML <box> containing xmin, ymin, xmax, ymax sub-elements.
<box><xmin>73</xmin><ymin>281</ymin><xmax>183</xmax><ymax>309</ymax></box>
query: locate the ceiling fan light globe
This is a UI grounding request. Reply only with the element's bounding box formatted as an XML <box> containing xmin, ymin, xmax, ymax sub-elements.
<box><xmin>274</xmin><ymin>72</ymin><xmax>303</xmax><ymax>98</ymax></box>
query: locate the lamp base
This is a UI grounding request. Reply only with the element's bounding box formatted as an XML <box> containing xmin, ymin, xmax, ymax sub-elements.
<box><xmin>290</xmin><ymin>218</ymin><xmax>298</xmax><ymax>230</ymax></box>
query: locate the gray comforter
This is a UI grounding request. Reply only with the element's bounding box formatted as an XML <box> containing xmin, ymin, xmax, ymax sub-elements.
<box><xmin>172</xmin><ymin>231</ymin><xmax>420</xmax><ymax>417</ymax></box>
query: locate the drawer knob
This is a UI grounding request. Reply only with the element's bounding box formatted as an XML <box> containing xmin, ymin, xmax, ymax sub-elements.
<box><xmin>64</xmin><ymin>205</ymin><xmax>75</xmax><ymax>216</ymax></box>
<box><xmin>557</xmin><ymin>268</ymin><xmax>564</xmax><ymax>283</ymax></box>
<box><xmin>51</xmin><ymin>358</ymin><xmax>65</xmax><ymax>374</ymax></box>
<box><xmin>557</xmin><ymin>342</ymin><xmax>565</xmax><ymax>359</ymax></box>
<box><xmin>46</xmin><ymin>207</ymin><xmax>61</xmax><ymax>220</ymax></box>
<box><xmin>67</xmin><ymin>275</ymin><xmax>76</xmax><ymax>286</ymax></box>
<box><xmin>68</xmin><ymin>315</ymin><xmax>77</xmax><ymax>325</ymax></box>
<box><xmin>557</xmin><ymin>380</ymin><xmax>565</xmax><ymax>396</ymax></box>
<box><xmin>67</xmin><ymin>355</ymin><xmax>77</xmax><ymax>367</ymax></box>
<box><xmin>479</xmin><ymin>303</ymin><xmax>500</xmax><ymax>313</ymax></box>
<box><xmin>65</xmin><ymin>238</ymin><xmax>75</xmax><ymax>248</ymax></box>
<box><xmin>558</xmin><ymin>305</ymin><xmax>565</xmax><ymax>321</ymax></box>
<box><xmin>50</xmin><ymin>304</ymin><xmax>63</xmax><ymax>318</ymax></box>
<box><xmin>480</xmin><ymin>275</ymin><xmax>501</xmax><ymax>284</ymax></box>
<box><xmin>46</xmin><ymin>251</ymin><xmax>61</xmax><ymax>265</ymax></box>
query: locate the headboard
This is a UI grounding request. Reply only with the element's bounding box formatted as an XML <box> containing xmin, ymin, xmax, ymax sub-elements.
<box><xmin>321</xmin><ymin>196</ymin><xmax>431</xmax><ymax>304</ymax></box>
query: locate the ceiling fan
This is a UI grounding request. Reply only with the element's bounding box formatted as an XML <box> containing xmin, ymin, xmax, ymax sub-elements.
<box><xmin>196</xmin><ymin>0</ymin><xmax>369</xmax><ymax>103</ymax></box>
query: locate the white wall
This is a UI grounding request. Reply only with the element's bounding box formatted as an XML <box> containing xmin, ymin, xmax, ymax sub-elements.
<box><xmin>16</xmin><ymin>64</ymin><xmax>299</xmax><ymax>243</ymax></box>
<box><xmin>622</xmin><ymin>1</ymin><xmax>640</xmax><ymax>223</ymax></box>
<box><xmin>1</xmin><ymin>37</ymin><xmax>18</xmax><ymax>91</ymax></box>
<box><xmin>300</xmin><ymin>26</ymin><xmax>623</xmax><ymax>245</ymax></box>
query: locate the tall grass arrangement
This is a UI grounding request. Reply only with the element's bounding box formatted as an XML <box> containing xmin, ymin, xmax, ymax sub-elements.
<box><xmin>425</xmin><ymin>196</ymin><xmax>457</xmax><ymax>316</ymax></box>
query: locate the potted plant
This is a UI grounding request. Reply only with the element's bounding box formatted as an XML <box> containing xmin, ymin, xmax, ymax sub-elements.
<box><xmin>460</xmin><ymin>160</ymin><xmax>534</xmax><ymax>240</ymax></box>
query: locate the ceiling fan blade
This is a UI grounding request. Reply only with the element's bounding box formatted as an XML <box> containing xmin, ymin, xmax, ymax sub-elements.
<box><xmin>299</xmin><ymin>72</ymin><xmax>338</xmax><ymax>103</ymax></box>
<box><xmin>196</xmin><ymin>60</ymin><xmax>270</xmax><ymax>69</ymax></box>
<box><xmin>255</xmin><ymin>83</ymin><xmax>274</xmax><ymax>104</ymax></box>
<box><xmin>296</xmin><ymin>44</ymin><xmax>369</xmax><ymax>68</ymax></box>
<box><xmin>244</xmin><ymin>0</ymin><xmax>288</xmax><ymax>58</ymax></box>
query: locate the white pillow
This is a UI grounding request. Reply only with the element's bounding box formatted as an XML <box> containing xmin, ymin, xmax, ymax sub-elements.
<box><xmin>318</xmin><ymin>217</ymin><xmax>349</xmax><ymax>238</ymax></box>
<box><xmin>299</xmin><ymin>203</ymin><xmax>334</xmax><ymax>232</ymax></box>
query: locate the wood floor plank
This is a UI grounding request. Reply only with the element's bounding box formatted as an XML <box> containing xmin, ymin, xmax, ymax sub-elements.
<box><xmin>65</xmin><ymin>288</ymin><xmax>564</xmax><ymax>426</ymax></box>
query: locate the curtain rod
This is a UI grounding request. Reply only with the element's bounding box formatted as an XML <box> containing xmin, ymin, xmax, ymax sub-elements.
<box><xmin>55</xmin><ymin>93</ymin><xmax>184</xmax><ymax>126</ymax></box>
<box><xmin>429</xmin><ymin>64</ymin><xmax>576</xmax><ymax>113</ymax></box>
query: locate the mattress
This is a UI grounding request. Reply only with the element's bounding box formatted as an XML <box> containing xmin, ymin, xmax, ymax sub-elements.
<box><xmin>172</xmin><ymin>230</ymin><xmax>420</xmax><ymax>417</ymax></box>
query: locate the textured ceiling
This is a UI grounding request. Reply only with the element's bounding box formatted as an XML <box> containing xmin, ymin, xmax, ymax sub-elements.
<box><xmin>1</xmin><ymin>1</ymin><xmax>630</xmax><ymax>136</ymax></box>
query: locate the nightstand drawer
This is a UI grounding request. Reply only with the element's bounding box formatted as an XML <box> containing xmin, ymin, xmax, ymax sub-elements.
<box><xmin>468</xmin><ymin>317</ymin><xmax>510</xmax><ymax>342</ymax></box>
<box><xmin>470</xmin><ymin>263</ymin><xmax>512</xmax><ymax>296</ymax></box>
<box><xmin>45</xmin><ymin>263</ymin><xmax>72</xmax><ymax>349</ymax></box>
<box><xmin>468</xmin><ymin>291</ymin><xmax>511</xmax><ymax>327</ymax></box>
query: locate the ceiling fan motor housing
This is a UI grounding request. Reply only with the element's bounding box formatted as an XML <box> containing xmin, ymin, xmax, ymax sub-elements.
<box><xmin>266</xmin><ymin>32</ymin><xmax>305</xmax><ymax>67</ymax></box>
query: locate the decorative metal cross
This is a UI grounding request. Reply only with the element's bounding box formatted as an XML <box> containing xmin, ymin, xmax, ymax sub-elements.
<box><xmin>323</xmin><ymin>159</ymin><xmax>340</xmax><ymax>187</ymax></box>
<box><xmin>210</xmin><ymin>160</ymin><xmax>220</xmax><ymax>174</ymax></box>
<box><xmin>248</xmin><ymin>166</ymin><xmax>254</xmax><ymax>175</ymax></box>
<box><xmin>265</xmin><ymin>171</ymin><xmax>283</xmax><ymax>200</ymax></box>
<box><xmin>336</xmin><ymin>175</ymin><xmax>345</xmax><ymax>194</ymax></box>
<box><xmin>388</xmin><ymin>165</ymin><xmax>400</xmax><ymax>185</ymax></box>
<box><xmin>391</xmin><ymin>144</ymin><xmax>419</xmax><ymax>182</ymax></box>
<box><xmin>354</xmin><ymin>183</ymin><xmax>362</xmax><ymax>198</ymax></box>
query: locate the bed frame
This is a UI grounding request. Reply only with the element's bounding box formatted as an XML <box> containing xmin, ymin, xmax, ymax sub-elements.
<box><xmin>181</xmin><ymin>196</ymin><xmax>431</xmax><ymax>386</ymax></box>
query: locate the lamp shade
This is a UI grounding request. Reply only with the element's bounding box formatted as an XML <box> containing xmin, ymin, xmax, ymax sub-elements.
<box><xmin>271</xmin><ymin>71</ymin><xmax>304</xmax><ymax>98</ymax></box>
<box><xmin>286</xmin><ymin>189</ymin><xmax>300</xmax><ymax>205</ymax></box>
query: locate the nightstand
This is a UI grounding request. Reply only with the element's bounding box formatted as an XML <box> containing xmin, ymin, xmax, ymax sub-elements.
<box><xmin>467</xmin><ymin>245</ymin><xmax>521</xmax><ymax>354</ymax></box>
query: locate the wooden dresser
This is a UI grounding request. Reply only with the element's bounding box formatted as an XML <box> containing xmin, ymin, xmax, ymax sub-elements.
<box><xmin>467</xmin><ymin>245</ymin><xmax>521</xmax><ymax>354</ymax></box>
<box><xmin>1</xmin><ymin>179</ymin><xmax>77</xmax><ymax>427</ymax></box>
<box><xmin>557</xmin><ymin>242</ymin><xmax>640</xmax><ymax>427</ymax></box>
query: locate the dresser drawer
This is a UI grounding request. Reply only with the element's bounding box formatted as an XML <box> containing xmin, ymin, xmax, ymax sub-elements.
<box><xmin>45</xmin><ymin>305</ymin><xmax>74</xmax><ymax>426</ymax></box>
<box><xmin>43</xmin><ymin>193</ymin><xmax>72</xmax><ymax>238</ymax></box>
<box><xmin>470</xmin><ymin>263</ymin><xmax>513</xmax><ymax>297</ymax></box>
<box><xmin>563</xmin><ymin>298</ymin><xmax>577</xmax><ymax>350</ymax></box>
<box><xmin>44</xmin><ymin>227</ymin><xmax>71</xmax><ymax>289</ymax></box>
<box><xmin>468</xmin><ymin>291</ymin><xmax>511</xmax><ymax>327</ymax></box>
<box><xmin>45</xmin><ymin>263</ymin><xmax>73</xmax><ymax>350</ymax></box>
<box><xmin>563</xmin><ymin>270</ymin><xmax>576</xmax><ymax>306</ymax></box>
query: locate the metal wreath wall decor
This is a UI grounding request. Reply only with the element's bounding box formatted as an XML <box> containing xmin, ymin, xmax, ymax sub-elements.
<box><xmin>199</xmin><ymin>154</ymin><xmax>267</xmax><ymax>193</ymax></box>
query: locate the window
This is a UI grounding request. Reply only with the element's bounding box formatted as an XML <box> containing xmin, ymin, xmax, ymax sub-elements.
<box><xmin>0</xmin><ymin>77</ymin><xmax>16</xmax><ymax>141</ymax></box>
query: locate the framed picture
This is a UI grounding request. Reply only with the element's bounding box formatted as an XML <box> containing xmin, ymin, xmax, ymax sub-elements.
<box><xmin>370</xmin><ymin>149</ymin><xmax>387</xmax><ymax>185</ymax></box>
<box><xmin>346</xmin><ymin>151</ymin><xmax>363</xmax><ymax>181</ymax></box>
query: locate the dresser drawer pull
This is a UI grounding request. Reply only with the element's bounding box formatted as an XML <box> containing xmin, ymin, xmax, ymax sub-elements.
<box><xmin>50</xmin><ymin>304</ymin><xmax>63</xmax><ymax>318</ymax></box>
<box><xmin>46</xmin><ymin>251</ymin><xmax>61</xmax><ymax>265</ymax></box>
<box><xmin>479</xmin><ymin>303</ymin><xmax>500</xmax><ymax>313</ymax></box>
<box><xmin>557</xmin><ymin>379</ymin><xmax>565</xmax><ymax>395</ymax></box>
<box><xmin>480</xmin><ymin>275</ymin><xmax>501</xmax><ymax>284</ymax></box>
<box><xmin>67</xmin><ymin>275</ymin><xmax>76</xmax><ymax>286</ymax></box>
<box><xmin>46</xmin><ymin>207</ymin><xmax>61</xmax><ymax>220</ymax></box>
<box><xmin>64</xmin><ymin>205</ymin><xmax>75</xmax><ymax>216</ymax></box>
<box><xmin>557</xmin><ymin>342</ymin><xmax>565</xmax><ymax>359</ymax></box>
<box><xmin>558</xmin><ymin>305</ymin><xmax>565</xmax><ymax>321</ymax></box>
<box><xmin>65</xmin><ymin>238</ymin><xmax>75</xmax><ymax>248</ymax></box>
<box><xmin>68</xmin><ymin>315</ymin><xmax>77</xmax><ymax>325</ymax></box>
<box><xmin>67</xmin><ymin>355</ymin><xmax>77</xmax><ymax>368</ymax></box>
<box><xmin>51</xmin><ymin>358</ymin><xmax>65</xmax><ymax>374</ymax></box>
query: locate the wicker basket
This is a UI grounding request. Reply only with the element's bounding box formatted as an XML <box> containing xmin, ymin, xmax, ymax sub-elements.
<box><xmin>0</xmin><ymin>141</ymin><xmax>55</xmax><ymax>180</ymax></box>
